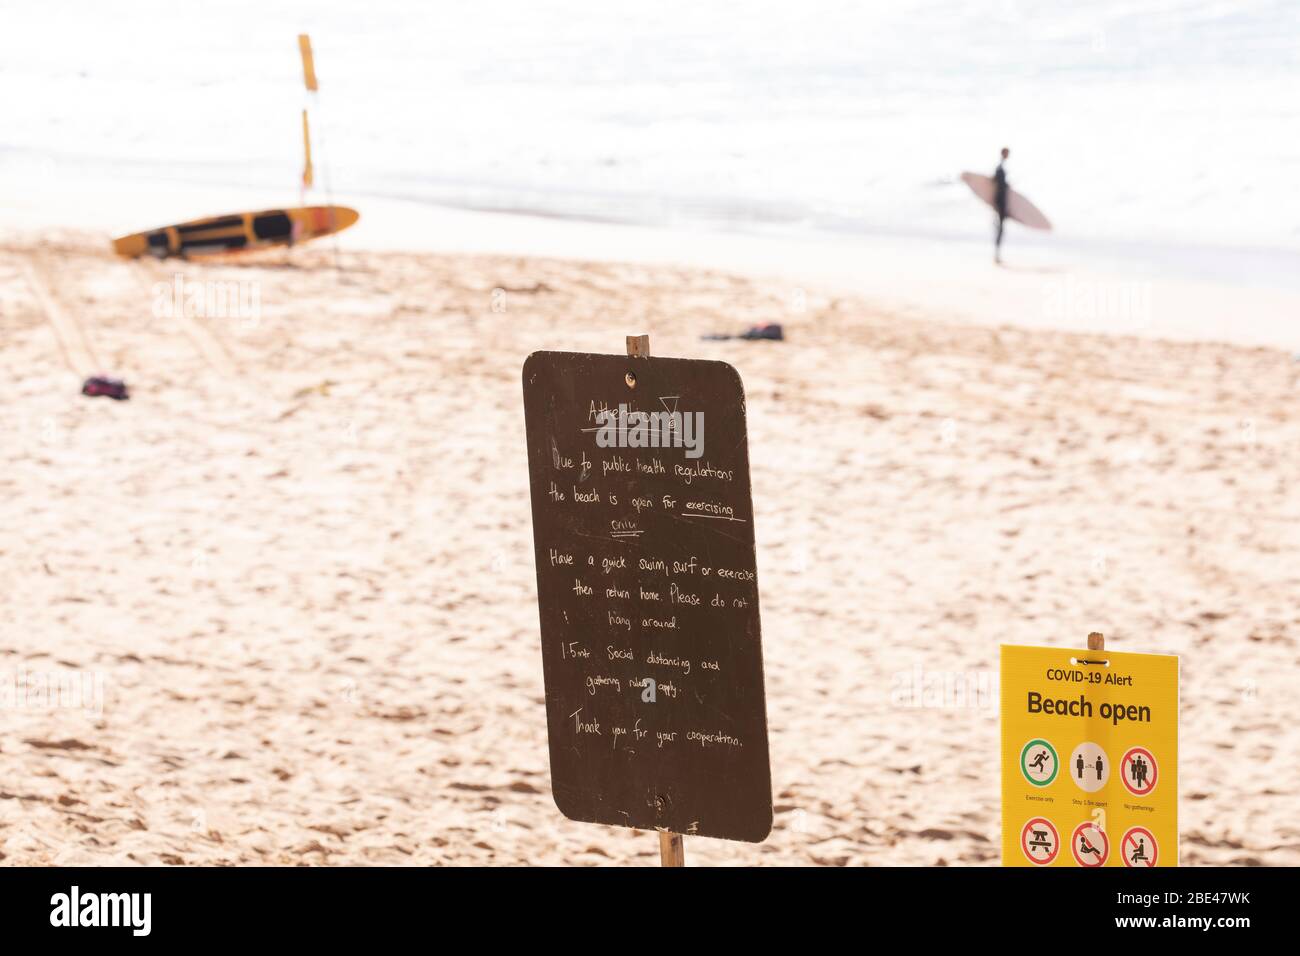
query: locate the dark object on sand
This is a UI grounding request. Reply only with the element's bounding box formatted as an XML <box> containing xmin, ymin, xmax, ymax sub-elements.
<box><xmin>82</xmin><ymin>376</ymin><xmax>130</xmax><ymax>400</ymax></box>
<box><xmin>742</xmin><ymin>323</ymin><xmax>784</xmax><ymax>340</ymax></box>
<box><xmin>702</xmin><ymin>323</ymin><xmax>785</xmax><ymax>342</ymax></box>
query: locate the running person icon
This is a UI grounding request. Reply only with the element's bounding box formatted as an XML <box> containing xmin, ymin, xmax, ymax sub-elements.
<box><xmin>1020</xmin><ymin>739</ymin><xmax>1058</xmax><ymax>786</ymax></box>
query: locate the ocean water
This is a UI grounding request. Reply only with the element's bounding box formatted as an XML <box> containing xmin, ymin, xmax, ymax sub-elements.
<box><xmin>3</xmin><ymin>0</ymin><xmax>1297</xmax><ymax>267</ymax></box>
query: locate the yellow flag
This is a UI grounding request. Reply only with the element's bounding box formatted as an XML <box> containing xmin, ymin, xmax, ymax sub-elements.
<box><xmin>298</xmin><ymin>34</ymin><xmax>319</xmax><ymax>92</ymax></box>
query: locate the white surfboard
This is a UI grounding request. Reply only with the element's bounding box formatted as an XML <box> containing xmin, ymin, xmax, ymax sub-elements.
<box><xmin>962</xmin><ymin>172</ymin><xmax>1052</xmax><ymax>230</ymax></box>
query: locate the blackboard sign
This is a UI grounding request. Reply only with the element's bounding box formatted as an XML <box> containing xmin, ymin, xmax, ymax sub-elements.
<box><xmin>522</xmin><ymin>350</ymin><xmax>772</xmax><ymax>843</ymax></box>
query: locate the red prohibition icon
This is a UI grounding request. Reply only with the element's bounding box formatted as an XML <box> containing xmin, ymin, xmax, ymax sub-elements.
<box><xmin>1021</xmin><ymin>817</ymin><xmax>1060</xmax><ymax>865</ymax></box>
<box><xmin>1122</xmin><ymin>826</ymin><xmax>1159</xmax><ymax>867</ymax></box>
<box><xmin>1121</xmin><ymin>746</ymin><xmax>1158</xmax><ymax>796</ymax></box>
<box><xmin>1071</xmin><ymin>821</ymin><xmax>1109</xmax><ymax>867</ymax></box>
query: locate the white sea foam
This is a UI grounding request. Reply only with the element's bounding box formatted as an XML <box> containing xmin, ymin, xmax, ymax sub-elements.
<box><xmin>1</xmin><ymin>1</ymin><xmax>1295</xmax><ymax>259</ymax></box>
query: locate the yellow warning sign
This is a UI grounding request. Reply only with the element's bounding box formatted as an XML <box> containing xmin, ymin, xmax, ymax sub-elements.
<box><xmin>1001</xmin><ymin>644</ymin><xmax>1178</xmax><ymax>866</ymax></box>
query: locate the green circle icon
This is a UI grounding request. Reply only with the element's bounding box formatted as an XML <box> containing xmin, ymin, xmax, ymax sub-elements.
<box><xmin>1020</xmin><ymin>738</ymin><xmax>1059</xmax><ymax>787</ymax></box>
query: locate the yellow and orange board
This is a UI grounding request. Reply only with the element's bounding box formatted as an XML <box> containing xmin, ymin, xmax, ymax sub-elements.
<box><xmin>112</xmin><ymin>205</ymin><xmax>358</xmax><ymax>259</ymax></box>
<box><xmin>1002</xmin><ymin>644</ymin><xmax>1178</xmax><ymax>867</ymax></box>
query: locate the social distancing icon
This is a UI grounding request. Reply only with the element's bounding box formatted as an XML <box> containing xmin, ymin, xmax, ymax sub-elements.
<box><xmin>1068</xmin><ymin>742</ymin><xmax>1109</xmax><ymax>793</ymax></box>
<box><xmin>1020</xmin><ymin>817</ymin><xmax>1059</xmax><ymax>865</ymax></box>
<box><xmin>1071</xmin><ymin>820</ymin><xmax>1109</xmax><ymax>867</ymax></box>
<box><xmin>1121</xmin><ymin>746</ymin><xmax>1158</xmax><ymax>797</ymax></box>
<box><xmin>1020</xmin><ymin>739</ymin><xmax>1058</xmax><ymax>787</ymax></box>
<box><xmin>1122</xmin><ymin>826</ymin><xmax>1158</xmax><ymax>867</ymax></box>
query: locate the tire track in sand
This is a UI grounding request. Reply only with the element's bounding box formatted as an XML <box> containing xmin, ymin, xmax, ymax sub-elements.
<box><xmin>21</xmin><ymin>256</ymin><xmax>103</xmax><ymax>378</ymax></box>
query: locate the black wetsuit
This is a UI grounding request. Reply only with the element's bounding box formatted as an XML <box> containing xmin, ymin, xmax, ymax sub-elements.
<box><xmin>993</xmin><ymin>161</ymin><xmax>1009</xmax><ymax>257</ymax></box>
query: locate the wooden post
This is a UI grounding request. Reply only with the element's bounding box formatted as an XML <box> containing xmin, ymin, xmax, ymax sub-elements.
<box><xmin>626</xmin><ymin>332</ymin><xmax>684</xmax><ymax>867</ymax></box>
<box><xmin>1081</xmin><ymin>631</ymin><xmax>1107</xmax><ymax>667</ymax></box>
<box><xmin>658</xmin><ymin>830</ymin><xmax>685</xmax><ymax>867</ymax></box>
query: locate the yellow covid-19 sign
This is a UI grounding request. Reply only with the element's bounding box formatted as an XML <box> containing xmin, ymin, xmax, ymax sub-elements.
<box><xmin>1002</xmin><ymin>644</ymin><xmax>1178</xmax><ymax>867</ymax></box>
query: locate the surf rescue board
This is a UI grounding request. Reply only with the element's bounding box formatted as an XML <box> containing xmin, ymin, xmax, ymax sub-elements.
<box><xmin>112</xmin><ymin>205</ymin><xmax>359</xmax><ymax>259</ymax></box>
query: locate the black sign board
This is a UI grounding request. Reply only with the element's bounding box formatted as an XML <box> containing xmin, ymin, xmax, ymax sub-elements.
<box><xmin>522</xmin><ymin>350</ymin><xmax>772</xmax><ymax>842</ymax></box>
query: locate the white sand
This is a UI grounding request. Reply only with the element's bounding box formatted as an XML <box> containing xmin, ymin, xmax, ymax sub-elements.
<box><xmin>0</xmin><ymin>210</ymin><xmax>1296</xmax><ymax>865</ymax></box>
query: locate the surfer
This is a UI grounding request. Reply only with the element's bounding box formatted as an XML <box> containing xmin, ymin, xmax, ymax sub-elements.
<box><xmin>960</xmin><ymin>152</ymin><xmax>1048</xmax><ymax>251</ymax></box>
<box><xmin>993</xmin><ymin>147</ymin><xmax>1010</xmax><ymax>264</ymax></box>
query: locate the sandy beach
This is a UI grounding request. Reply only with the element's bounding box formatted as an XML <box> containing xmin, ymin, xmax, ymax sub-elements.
<box><xmin>1</xmin><ymin>225</ymin><xmax>1296</xmax><ymax>866</ymax></box>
